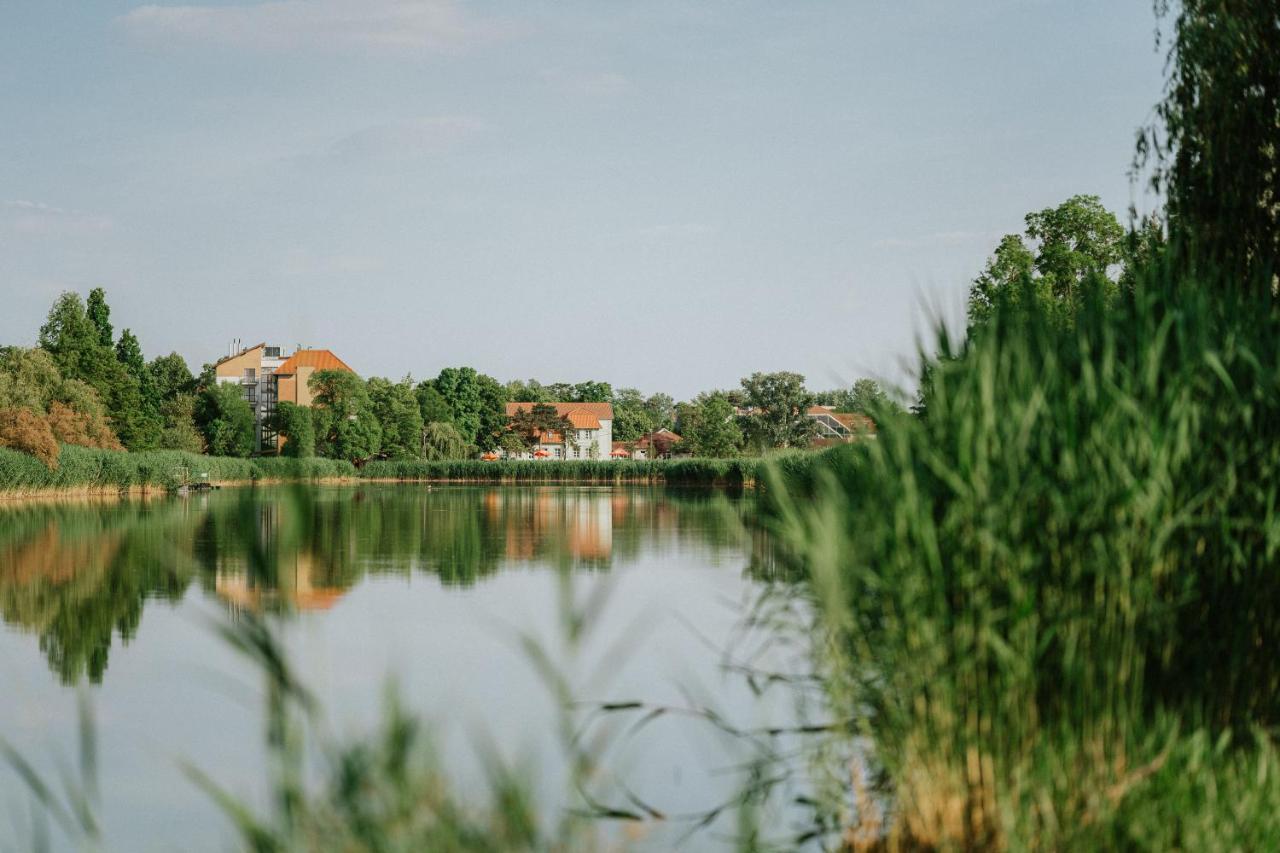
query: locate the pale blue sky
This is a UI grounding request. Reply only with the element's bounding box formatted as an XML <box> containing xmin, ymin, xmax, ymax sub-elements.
<box><xmin>0</xmin><ymin>1</ymin><xmax>1165</xmax><ymax>399</ymax></box>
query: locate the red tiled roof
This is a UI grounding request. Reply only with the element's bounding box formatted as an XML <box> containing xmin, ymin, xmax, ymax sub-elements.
<box><xmin>505</xmin><ymin>402</ymin><xmax>613</xmax><ymax>420</ymax></box>
<box><xmin>276</xmin><ymin>349</ymin><xmax>355</xmax><ymax>375</ymax></box>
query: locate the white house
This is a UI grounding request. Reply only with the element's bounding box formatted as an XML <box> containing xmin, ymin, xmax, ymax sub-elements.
<box><xmin>503</xmin><ymin>402</ymin><xmax>614</xmax><ymax>460</ymax></box>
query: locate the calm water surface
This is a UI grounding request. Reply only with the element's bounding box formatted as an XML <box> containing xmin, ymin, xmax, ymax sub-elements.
<box><xmin>0</xmin><ymin>485</ymin><xmax>798</xmax><ymax>850</ymax></box>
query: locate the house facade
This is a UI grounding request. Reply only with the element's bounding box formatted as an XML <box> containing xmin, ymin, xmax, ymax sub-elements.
<box><xmin>214</xmin><ymin>342</ymin><xmax>355</xmax><ymax>453</ymax></box>
<box><xmin>503</xmin><ymin>402</ymin><xmax>613</xmax><ymax>460</ymax></box>
<box><xmin>806</xmin><ymin>405</ymin><xmax>876</xmax><ymax>444</ymax></box>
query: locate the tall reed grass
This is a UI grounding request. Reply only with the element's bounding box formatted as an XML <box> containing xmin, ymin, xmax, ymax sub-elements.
<box><xmin>361</xmin><ymin>457</ymin><xmax>764</xmax><ymax>486</ymax></box>
<box><xmin>0</xmin><ymin>446</ymin><xmax>355</xmax><ymax>493</ymax></box>
<box><xmin>766</xmin><ymin>266</ymin><xmax>1280</xmax><ymax>848</ymax></box>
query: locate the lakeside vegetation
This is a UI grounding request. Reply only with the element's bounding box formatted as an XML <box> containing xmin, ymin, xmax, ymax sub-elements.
<box><xmin>3</xmin><ymin>1</ymin><xmax>1278</xmax><ymax>850</ymax></box>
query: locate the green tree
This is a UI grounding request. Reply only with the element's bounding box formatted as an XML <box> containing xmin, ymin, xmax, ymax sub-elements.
<box><xmin>38</xmin><ymin>291</ymin><xmax>153</xmax><ymax>449</ymax></box>
<box><xmin>684</xmin><ymin>396</ymin><xmax>742</xmax><ymax>457</ymax></box>
<box><xmin>415</xmin><ymin>384</ymin><xmax>453</xmax><ymax>426</ymax></box>
<box><xmin>508</xmin><ymin>403</ymin><xmax>572</xmax><ymax>454</ymax></box>
<box><xmin>1140</xmin><ymin>0</ymin><xmax>1279</xmax><ymax>286</ymax></box>
<box><xmin>611</xmin><ymin>388</ymin><xmax>656</xmax><ymax>442</ymax></box>
<box><xmin>147</xmin><ymin>353</ymin><xmax>196</xmax><ymax>403</ymax></box>
<box><xmin>505</xmin><ymin>379</ymin><xmax>550</xmax><ymax>403</ymax></box>
<box><xmin>195</xmin><ymin>382</ymin><xmax>255</xmax><ymax>457</ymax></box>
<box><xmin>421</xmin><ymin>421</ymin><xmax>469</xmax><ymax>460</ymax></box>
<box><xmin>421</xmin><ymin>367</ymin><xmax>507</xmax><ymax>451</ymax></box>
<box><xmin>967</xmin><ymin>195</ymin><xmax>1125</xmax><ymax>329</ymax></box>
<box><xmin>571</xmin><ymin>381</ymin><xmax>612</xmax><ymax>403</ymax></box>
<box><xmin>643</xmin><ymin>392</ymin><xmax>675</xmax><ymax>430</ymax></box>
<box><xmin>86</xmin><ymin>287</ymin><xmax>114</xmax><ymax>348</ymax></box>
<box><xmin>739</xmin><ymin>371</ymin><xmax>815</xmax><ymax>449</ymax></box>
<box><xmin>158</xmin><ymin>393</ymin><xmax>205</xmax><ymax>453</ymax></box>
<box><xmin>309</xmin><ymin>370</ymin><xmax>381</xmax><ymax>464</ymax></box>
<box><xmin>367</xmin><ymin>377</ymin><xmax>423</xmax><ymax>460</ymax></box>
<box><xmin>819</xmin><ymin>378</ymin><xmax>904</xmax><ymax>418</ymax></box>
<box><xmin>268</xmin><ymin>401</ymin><xmax>315</xmax><ymax>458</ymax></box>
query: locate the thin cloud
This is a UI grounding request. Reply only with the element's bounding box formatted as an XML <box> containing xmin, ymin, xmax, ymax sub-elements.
<box><xmin>330</xmin><ymin>116</ymin><xmax>484</xmax><ymax>160</ymax></box>
<box><xmin>3</xmin><ymin>200</ymin><xmax>113</xmax><ymax>236</ymax></box>
<box><xmin>118</xmin><ymin>0</ymin><xmax>520</xmax><ymax>56</ymax></box>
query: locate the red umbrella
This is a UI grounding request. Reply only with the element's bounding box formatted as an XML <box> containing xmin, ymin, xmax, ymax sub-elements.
<box><xmin>533</xmin><ymin>448</ymin><xmax>551</xmax><ymax>458</ymax></box>
<box><xmin>481</xmin><ymin>452</ymin><xmax>499</xmax><ymax>461</ymax></box>
<box><xmin>610</xmin><ymin>448</ymin><xmax>630</xmax><ymax>457</ymax></box>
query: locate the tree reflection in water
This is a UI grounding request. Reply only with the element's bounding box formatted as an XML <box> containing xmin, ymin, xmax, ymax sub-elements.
<box><xmin>0</xmin><ymin>485</ymin><xmax>753</xmax><ymax>685</ymax></box>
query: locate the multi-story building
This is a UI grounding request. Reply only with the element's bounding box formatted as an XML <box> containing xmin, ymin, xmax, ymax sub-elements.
<box><xmin>213</xmin><ymin>342</ymin><xmax>355</xmax><ymax>453</ymax></box>
<box><xmin>503</xmin><ymin>402</ymin><xmax>613</xmax><ymax>460</ymax></box>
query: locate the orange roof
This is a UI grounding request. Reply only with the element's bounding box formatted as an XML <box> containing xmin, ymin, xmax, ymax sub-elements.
<box><xmin>275</xmin><ymin>349</ymin><xmax>355</xmax><ymax>375</ymax></box>
<box><xmin>506</xmin><ymin>402</ymin><xmax>613</xmax><ymax>420</ymax></box>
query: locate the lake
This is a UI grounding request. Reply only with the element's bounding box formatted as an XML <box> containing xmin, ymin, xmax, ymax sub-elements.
<box><xmin>0</xmin><ymin>484</ymin><xmax>810</xmax><ymax>850</ymax></box>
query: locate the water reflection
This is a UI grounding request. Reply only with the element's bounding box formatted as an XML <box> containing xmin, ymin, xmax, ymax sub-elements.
<box><xmin>0</xmin><ymin>485</ymin><xmax>751</xmax><ymax>686</ymax></box>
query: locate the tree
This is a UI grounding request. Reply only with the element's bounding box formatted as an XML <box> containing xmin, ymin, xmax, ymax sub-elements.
<box><xmin>415</xmin><ymin>384</ymin><xmax>453</xmax><ymax>426</ymax></box>
<box><xmin>309</xmin><ymin>370</ymin><xmax>381</xmax><ymax>464</ymax></box>
<box><xmin>86</xmin><ymin>287</ymin><xmax>114</xmax><ymax>349</ymax></box>
<box><xmin>611</xmin><ymin>388</ymin><xmax>656</xmax><ymax>442</ymax></box>
<box><xmin>157</xmin><ymin>394</ymin><xmax>204</xmax><ymax>454</ymax></box>
<box><xmin>820</xmin><ymin>378</ymin><xmax>904</xmax><ymax>418</ymax></box>
<box><xmin>38</xmin><ymin>291</ymin><xmax>153</xmax><ymax>449</ymax></box>
<box><xmin>507</xmin><ymin>403</ymin><xmax>572</xmax><ymax>454</ymax></box>
<box><xmin>967</xmin><ymin>195</ymin><xmax>1125</xmax><ymax>329</ymax></box>
<box><xmin>739</xmin><ymin>371</ymin><xmax>815</xmax><ymax>449</ymax></box>
<box><xmin>505</xmin><ymin>379</ymin><xmax>550</xmax><ymax>403</ymax></box>
<box><xmin>421</xmin><ymin>421</ymin><xmax>469</xmax><ymax>460</ymax></box>
<box><xmin>195</xmin><ymin>382</ymin><xmax>255</xmax><ymax>457</ymax></box>
<box><xmin>367</xmin><ymin>377</ymin><xmax>423</xmax><ymax>460</ymax></box>
<box><xmin>0</xmin><ymin>346</ymin><xmax>62</xmax><ymax>412</ymax></box>
<box><xmin>268</xmin><ymin>401</ymin><xmax>314</xmax><ymax>458</ymax></box>
<box><xmin>420</xmin><ymin>367</ymin><xmax>507</xmax><ymax>451</ymax></box>
<box><xmin>643</xmin><ymin>393</ymin><xmax>675</xmax><ymax>430</ymax></box>
<box><xmin>571</xmin><ymin>381</ymin><xmax>612</xmax><ymax>403</ymax></box>
<box><xmin>46</xmin><ymin>401</ymin><xmax>123</xmax><ymax>450</ymax></box>
<box><xmin>1140</xmin><ymin>0</ymin><xmax>1280</xmax><ymax>287</ymax></box>
<box><xmin>147</xmin><ymin>353</ymin><xmax>196</xmax><ymax>403</ymax></box>
<box><xmin>684</xmin><ymin>396</ymin><xmax>742</xmax><ymax>457</ymax></box>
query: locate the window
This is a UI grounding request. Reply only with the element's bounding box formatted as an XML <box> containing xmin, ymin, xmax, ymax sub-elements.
<box><xmin>246</xmin><ymin>387</ymin><xmax>258</xmax><ymax>403</ymax></box>
<box><xmin>554</xmin><ymin>447</ymin><xmax>562</xmax><ymax>458</ymax></box>
<box><xmin>573</xmin><ymin>448</ymin><xmax>580</xmax><ymax>459</ymax></box>
<box><xmin>265</xmin><ymin>346</ymin><xmax>281</xmax><ymax>358</ymax></box>
<box><xmin>243</xmin><ymin>368</ymin><xmax>256</xmax><ymax>381</ymax></box>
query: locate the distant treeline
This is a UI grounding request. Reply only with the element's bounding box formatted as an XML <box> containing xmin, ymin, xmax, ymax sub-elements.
<box><xmin>0</xmin><ymin>287</ymin><xmax>899</xmax><ymax>470</ymax></box>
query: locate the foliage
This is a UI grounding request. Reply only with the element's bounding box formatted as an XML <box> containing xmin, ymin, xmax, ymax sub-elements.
<box><xmin>415</xmin><ymin>383</ymin><xmax>453</xmax><ymax>426</ymax></box>
<box><xmin>767</xmin><ymin>261</ymin><xmax>1280</xmax><ymax>848</ymax></box>
<box><xmin>147</xmin><ymin>352</ymin><xmax>196</xmax><ymax>403</ymax></box>
<box><xmin>420</xmin><ymin>421</ymin><xmax>469</xmax><ymax>460</ymax></box>
<box><xmin>967</xmin><ymin>194</ymin><xmax>1126</xmax><ymax>329</ymax></box>
<box><xmin>1140</xmin><ymin>0</ymin><xmax>1280</xmax><ymax>285</ymax></box>
<box><xmin>367</xmin><ymin>376</ymin><xmax>423</xmax><ymax>460</ymax></box>
<box><xmin>507</xmin><ymin>402</ymin><xmax>572</xmax><ymax>454</ymax></box>
<box><xmin>814</xmin><ymin>378</ymin><xmax>903</xmax><ymax>418</ymax></box>
<box><xmin>310</xmin><ymin>370</ymin><xmax>381</xmax><ymax>464</ymax></box>
<box><xmin>361</xmin><ymin>457</ymin><xmax>761</xmax><ymax>485</ymax></box>
<box><xmin>418</xmin><ymin>367</ymin><xmax>507</xmax><ymax>451</ymax></box>
<box><xmin>157</xmin><ymin>393</ymin><xmax>205</xmax><ymax>453</ymax></box>
<box><xmin>267</xmin><ymin>401</ymin><xmax>315</xmax><ymax>458</ymax></box>
<box><xmin>195</xmin><ymin>382</ymin><xmax>255</xmax><ymax>458</ymax></box>
<box><xmin>0</xmin><ymin>408</ymin><xmax>60</xmax><ymax>469</ymax></box>
<box><xmin>86</xmin><ymin>287</ymin><xmax>113</xmax><ymax>348</ymax></box>
<box><xmin>682</xmin><ymin>395</ymin><xmax>742</xmax><ymax>457</ymax></box>
<box><xmin>47</xmin><ymin>402</ymin><xmax>124</xmax><ymax>450</ymax></box>
<box><xmin>739</xmin><ymin>371</ymin><xmax>815</xmax><ymax>449</ymax></box>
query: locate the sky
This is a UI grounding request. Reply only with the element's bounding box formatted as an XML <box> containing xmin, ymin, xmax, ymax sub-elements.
<box><xmin>0</xmin><ymin>0</ymin><xmax>1167</xmax><ymax>400</ymax></box>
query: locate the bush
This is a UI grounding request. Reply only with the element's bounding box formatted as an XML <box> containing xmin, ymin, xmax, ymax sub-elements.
<box><xmin>0</xmin><ymin>408</ymin><xmax>60</xmax><ymax>469</ymax></box>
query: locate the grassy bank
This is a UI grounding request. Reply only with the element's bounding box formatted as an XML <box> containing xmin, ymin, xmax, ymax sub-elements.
<box><xmin>0</xmin><ymin>447</ymin><xmax>780</xmax><ymax>494</ymax></box>
<box><xmin>765</xmin><ymin>266</ymin><xmax>1280</xmax><ymax>848</ymax></box>
<box><xmin>0</xmin><ymin>446</ymin><xmax>355</xmax><ymax>494</ymax></box>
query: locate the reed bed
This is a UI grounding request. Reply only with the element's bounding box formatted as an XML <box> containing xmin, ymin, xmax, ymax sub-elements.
<box><xmin>361</xmin><ymin>457</ymin><xmax>764</xmax><ymax>486</ymax></box>
<box><xmin>766</xmin><ymin>265</ymin><xmax>1280</xmax><ymax>848</ymax></box>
